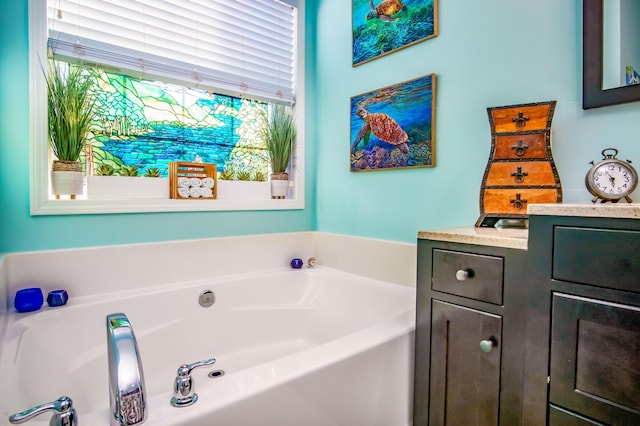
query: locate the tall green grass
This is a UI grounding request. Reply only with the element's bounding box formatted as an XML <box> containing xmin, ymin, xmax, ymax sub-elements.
<box><xmin>261</xmin><ymin>104</ymin><xmax>296</xmax><ymax>174</ymax></box>
<box><xmin>46</xmin><ymin>61</ymin><xmax>96</xmax><ymax>162</ymax></box>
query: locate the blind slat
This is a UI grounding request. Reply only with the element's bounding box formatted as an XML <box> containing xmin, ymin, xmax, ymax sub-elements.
<box><xmin>47</xmin><ymin>0</ymin><xmax>296</xmax><ymax>103</ymax></box>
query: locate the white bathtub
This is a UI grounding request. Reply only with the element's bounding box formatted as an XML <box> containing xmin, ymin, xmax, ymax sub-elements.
<box><xmin>0</xmin><ymin>266</ymin><xmax>415</xmax><ymax>425</ymax></box>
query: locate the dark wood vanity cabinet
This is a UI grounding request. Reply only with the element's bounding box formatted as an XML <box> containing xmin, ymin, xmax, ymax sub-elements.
<box><xmin>413</xmin><ymin>238</ymin><xmax>528</xmax><ymax>425</ymax></box>
<box><xmin>524</xmin><ymin>215</ymin><xmax>640</xmax><ymax>425</ymax></box>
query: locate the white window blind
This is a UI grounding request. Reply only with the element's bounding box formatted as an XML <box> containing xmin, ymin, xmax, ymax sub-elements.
<box><xmin>46</xmin><ymin>0</ymin><xmax>296</xmax><ymax>104</ymax></box>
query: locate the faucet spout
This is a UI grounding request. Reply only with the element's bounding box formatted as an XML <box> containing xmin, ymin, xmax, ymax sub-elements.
<box><xmin>106</xmin><ymin>313</ymin><xmax>147</xmax><ymax>426</ymax></box>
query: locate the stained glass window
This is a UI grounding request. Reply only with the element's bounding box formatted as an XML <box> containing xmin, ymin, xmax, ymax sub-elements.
<box><xmin>85</xmin><ymin>65</ymin><xmax>269</xmax><ymax>180</ymax></box>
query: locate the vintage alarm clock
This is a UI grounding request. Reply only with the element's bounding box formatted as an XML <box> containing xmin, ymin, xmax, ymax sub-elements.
<box><xmin>585</xmin><ymin>148</ymin><xmax>638</xmax><ymax>203</ymax></box>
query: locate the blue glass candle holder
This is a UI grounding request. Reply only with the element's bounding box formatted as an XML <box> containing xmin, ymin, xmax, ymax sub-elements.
<box><xmin>290</xmin><ymin>258</ymin><xmax>304</xmax><ymax>269</ymax></box>
<box><xmin>14</xmin><ymin>288</ymin><xmax>44</xmax><ymax>313</ymax></box>
<box><xmin>47</xmin><ymin>290</ymin><xmax>69</xmax><ymax>307</ymax></box>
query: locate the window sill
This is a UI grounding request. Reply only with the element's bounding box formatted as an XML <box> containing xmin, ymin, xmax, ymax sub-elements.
<box><xmin>31</xmin><ymin>179</ymin><xmax>303</xmax><ymax>215</ymax></box>
<box><xmin>31</xmin><ymin>197</ymin><xmax>304</xmax><ymax>215</ymax></box>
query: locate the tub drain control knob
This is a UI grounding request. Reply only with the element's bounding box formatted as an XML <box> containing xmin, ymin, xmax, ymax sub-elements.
<box><xmin>170</xmin><ymin>357</ymin><xmax>216</xmax><ymax>408</ymax></box>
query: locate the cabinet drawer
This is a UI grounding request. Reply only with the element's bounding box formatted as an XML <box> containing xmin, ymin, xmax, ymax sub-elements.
<box><xmin>490</xmin><ymin>103</ymin><xmax>553</xmax><ymax>133</ymax></box>
<box><xmin>553</xmin><ymin>226</ymin><xmax>640</xmax><ymax>292</ymax></box>
<box><xmin>432</xmin><ymin>249</ymin><xmax>503</xmax><ymax>305</ymax></box>
<box><xmin>485</xmin><ymin>161</ymin><xmax>557</xmax><ymax>187</ymax></box>
<box><xmin>493</xmin><ymin>133</ymin><xmax>548</xmax><ymax>160</ymax></box>
<box><xmin>482</xmin><ymin>188</ymin><xmax>561</xmax><ymax>214</ymax></box>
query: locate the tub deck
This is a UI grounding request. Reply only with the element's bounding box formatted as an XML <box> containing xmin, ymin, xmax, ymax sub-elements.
<box><xmin>1</xmin><ymin>266</ymin><xmax>415</xmax><ymax>425</ymax></box>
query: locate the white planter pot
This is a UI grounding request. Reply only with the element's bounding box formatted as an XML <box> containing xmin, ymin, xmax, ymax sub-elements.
<box><xmin>216</xmin><ymin>181</ymin><xmax>270</xmax><ymax>200</ymax></box>
<box><xmin>51</xmin><ymin>171</ymin><xmax>84</xmax><ymax>199</ymax></box>
<box><xmin>87</xmin><ymin>176</ymin><xmax>169</xmax><ymax>199</ymax></box>
<box><xmin>270</xmin><ymin>179</ymin><xmax>289</xmax><ymax>199</ymax></box>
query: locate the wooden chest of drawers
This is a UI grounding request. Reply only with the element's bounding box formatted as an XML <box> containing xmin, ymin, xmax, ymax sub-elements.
<box><xmin>476</xmin><ymin>101</ymin><xmax>562</xmax><ymax>227</ymax></box>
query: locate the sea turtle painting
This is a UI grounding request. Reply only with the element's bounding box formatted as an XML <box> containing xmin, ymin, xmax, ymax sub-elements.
<box><xmin>366</xmin><ymin>0</ymin><xmax>407</xmax><ymax>22</ymax></box>
<box><xmin>353</xmin><ymin>108</ymin><xmax>409</xmax><ymax>154</ymax></box>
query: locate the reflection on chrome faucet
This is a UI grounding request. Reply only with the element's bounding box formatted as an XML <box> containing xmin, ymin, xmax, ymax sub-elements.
<box><xmin>106</xmin><ymin>313</ymin><xmax>147</xmax><ymax>426</ymax></box>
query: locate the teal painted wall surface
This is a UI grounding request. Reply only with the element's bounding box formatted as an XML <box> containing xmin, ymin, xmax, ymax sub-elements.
<box><xmin>3</xmin><ymin>1</ymin><xmax>640</xmax><ymax>252</ymax></box>
<box><xmin>314</xmin><ymin>0</ymin><xmax>640</xmax><ymax>242</ymax></box>
<box><xmin>0</xmin><ymin>0</ymin><xmax>316</xmax><ymax>253</ymax></box>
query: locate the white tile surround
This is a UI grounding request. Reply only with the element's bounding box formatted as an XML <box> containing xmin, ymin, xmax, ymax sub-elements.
<box><xmin>0</xmin><ymin>232</ymin><xmax>416</xmax><ymax>319</ymax></box>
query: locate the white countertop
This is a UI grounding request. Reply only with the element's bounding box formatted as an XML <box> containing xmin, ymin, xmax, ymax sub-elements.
<box><xmin>527</xmin><ymin>203</ymin><xmax>640</xmax><ymax>219</ymax></box>
<box><xmin>419</xmin><ymin>204</ymin><xmax>640</xmax><ymax>249</ymax></box>
<box><xmin>418</xmin><ymin>227</ymin><xmax>528</xmax><ymax>250</ymax></box>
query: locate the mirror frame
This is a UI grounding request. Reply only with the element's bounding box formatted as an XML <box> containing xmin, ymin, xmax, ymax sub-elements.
<box><xmin>583</xmin><ymin>0</ymin><xmax>640</xmax><ymax>109</ymax></box>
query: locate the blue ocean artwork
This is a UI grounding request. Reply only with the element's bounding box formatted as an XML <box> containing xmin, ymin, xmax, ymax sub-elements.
<box><xmin>352</xmin><ymin>0</ymin><xmax>437</xmax><ymax>66</ymax></box>
<box><xmin>350</xmin><ymin>74</ymin><xmax>435</xmax><ymax>172</ymax></box>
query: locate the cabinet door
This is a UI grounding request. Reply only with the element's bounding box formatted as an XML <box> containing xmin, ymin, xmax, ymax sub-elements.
<box><xmin>430</xmin><ymin>300</ymin><xmax>502</xmax><ymax>426</ymax></box>
<box><xmin>550</xmin><ymin>293</ymin><xmax>640</xmax><ymax>425</ymax></box>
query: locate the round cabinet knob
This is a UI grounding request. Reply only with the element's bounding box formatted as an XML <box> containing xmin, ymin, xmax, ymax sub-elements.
<box><xmin>455</xmin><ymin>269</ymin><xmax>471</xmax><ymax>281</ymax></box>
<box><xmin>480</xmin><ymin>339</ymin><xmax>495</xmax><ymax>353</ymax></box>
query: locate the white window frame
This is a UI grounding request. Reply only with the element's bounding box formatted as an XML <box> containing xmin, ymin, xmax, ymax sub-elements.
<box><xmin>28</xmin><ymin>0</ymin><xmax>305</xmax><ymax>215</ymax></box>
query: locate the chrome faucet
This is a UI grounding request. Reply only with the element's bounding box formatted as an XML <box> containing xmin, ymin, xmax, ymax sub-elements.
<box><xmin>106</xmin><ymin>313</ymin><xmax>147</xmax><ymax>426</ymax></box>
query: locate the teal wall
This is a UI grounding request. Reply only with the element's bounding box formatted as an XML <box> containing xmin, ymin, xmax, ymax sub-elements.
<box><xmin>314</xmin><ymin>0</ymin><xmax>640</xmax><ymax>242</ymax></box>
<box><xmin>0</xmin><ymin>0</ymin><xmax>316</xmax><ymax>253</ymax></box>
<box><xmin>3</xmin><ymin>0</ymin><xmax>640</xmax><ymax>252</ymax></box>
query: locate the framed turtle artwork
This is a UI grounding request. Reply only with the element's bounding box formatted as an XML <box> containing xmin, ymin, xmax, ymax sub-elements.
<box><xmin>350</xmin><ymin>73</ymin><xmax>436</xmax><ymax>172</ymax></box>
<box><xmin>352</xmin><ymin>0</ymin><xmax>438</xmax><ymax>66</ymax></box>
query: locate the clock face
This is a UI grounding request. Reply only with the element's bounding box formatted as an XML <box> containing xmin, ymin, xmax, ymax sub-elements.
<box><xmin>590</xmin><ymin>160</ymin><xmax>637</xmax><ymax>198</ymax></box>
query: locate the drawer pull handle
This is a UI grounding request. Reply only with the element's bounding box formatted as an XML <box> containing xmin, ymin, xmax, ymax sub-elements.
<box><xmin>511</xmin><ymin>139</ymin><xmax>529</xmax><ymax>156</ymax></box>
<box><xmin>455</xmin><ymin>269</ymin><xmax>473</xmax><ymax>281</ymax></box>
<box><xmin>480</xmin><ymin>338</ymin><xmax>496</xmax><ymax>353</ymax></box>
<box><xmin>511</xmin><ymin>111</ymin><xmax>530</xmax><ymax>128</ymax></box>
<box><xmin>510</xmin><ymin>193</ymin><xmax>528</xmax><ymax>210</ymax></box>
<box><xmin>511</xmin><ymin>166</ymin><xmax>528</xmax><ymax>183</ymax></box>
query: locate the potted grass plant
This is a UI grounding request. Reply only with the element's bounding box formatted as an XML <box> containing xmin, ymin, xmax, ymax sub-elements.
<box><xmin>261</xmin><ymin>104</ymin><xmax>296</xmax><ymax>199</ymax></box>
<box><xmin>46</xmin><ymin>60</ymin><xmax>96</xmax><ymax>199</ymax></box>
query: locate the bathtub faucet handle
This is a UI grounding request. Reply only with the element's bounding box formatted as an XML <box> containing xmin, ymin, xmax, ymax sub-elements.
<box><xmin>170</xmin><ymin>357</ymin><xmax>216</xmax><ymax>408</ymax></box>
<box><xmin>9</xmin><ymin>395</ymin><xmax>77</xmax><ymax>425</ymax></box>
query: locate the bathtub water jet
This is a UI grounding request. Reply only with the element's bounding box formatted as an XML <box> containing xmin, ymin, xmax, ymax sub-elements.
<box><xmin>197</xmin><ymin>290</ymin><xmax>215</xmax><ymax>308</ymax></box>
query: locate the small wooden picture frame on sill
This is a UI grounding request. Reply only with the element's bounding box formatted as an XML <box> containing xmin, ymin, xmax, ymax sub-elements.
<box><xmin>169</xmin><ymin>162</ymin><xmax>217</xmax><ymax>199</ymax></box>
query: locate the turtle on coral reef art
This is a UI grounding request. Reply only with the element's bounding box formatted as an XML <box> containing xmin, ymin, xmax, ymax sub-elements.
<box><xmin>352</xmin><ymin>0</ymin><xmax>438</xmax><ymax>66</ymax></box>
<box><xmin>350</xmin><ymin>74</ymin><xmax>436</xmax><ymax>172</ymax></box>
<box><xmin>353</xmin><ymin>108</ymin><xmax>410</xmax><ymax>154</ymax></box>
<box><xmin>365</xmin><ymin>0</ymin><xmax>407</xmax><ymax>22</ymax></box>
